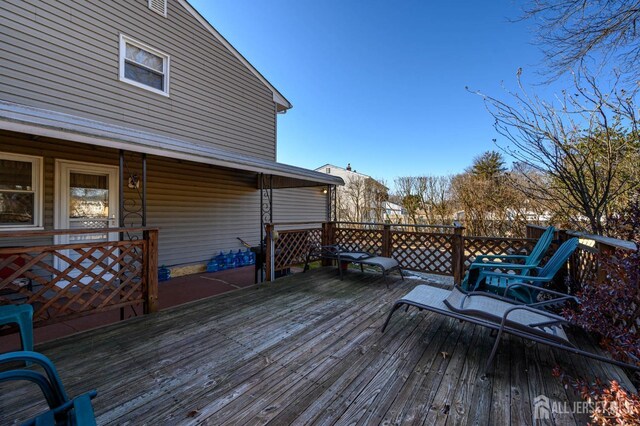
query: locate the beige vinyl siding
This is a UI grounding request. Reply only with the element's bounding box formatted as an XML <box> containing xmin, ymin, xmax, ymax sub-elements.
<box><xmin>0</xmin><ymin>134</ymin><xmax>327</xmax><ymax>268</ymax></box>
<box><xmin>273</xmin><ymin>187</ymin><xmax>328</xmax><ymax>229</ymax></box>
<box><xmin>0</xmin><ymin>0</ymin><xmax>277</xmax><ymax>160</ymax></box>
<box><xmin>145</xmin><ymin>156</ymin><xmax>260</xmax><ymax>266</ymax></box>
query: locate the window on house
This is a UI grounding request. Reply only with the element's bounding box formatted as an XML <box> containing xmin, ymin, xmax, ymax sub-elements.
<box><xmin>0</xmin><ymin>153</ymin><xmax>42</xmax><ymax>229</ymax></box>
<box><xmin>119</xmin><ymin>35</ymin><xmax>170</xmax><ymax>96</ymax></box>
<box><xmin>326</xmin><ymin>168</ymin><xmax>331</xmax><ymax>173</ymax></box>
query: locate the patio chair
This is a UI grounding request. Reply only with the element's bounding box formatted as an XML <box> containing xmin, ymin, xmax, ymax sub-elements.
<box><xmin>461</xmin><ymin>226</ymin><xmax>555</xmax><ymax>290</ymax></box>
<box><xmin>474</xmin><ymin>238</ymin><xmax>579</xmax><ymax>304</ymax></box>
<box><xmin>382</xmin><ymin>283</ymin><xmax>640</xmax><ymax>373</ymax></box>
<box><xmin>0</xmin><ymin>351</ymin><xmax>98</xmax><ymax>425</ymax></box>
<box><xmin>0</xmin><ymin>304</ymin><xmax>34</xmax><ymax>358</ymax></box>
<box><xmin>304</xmin><ymin>244</ymin><xmax>403</xmax><ymax>285</ymax></box>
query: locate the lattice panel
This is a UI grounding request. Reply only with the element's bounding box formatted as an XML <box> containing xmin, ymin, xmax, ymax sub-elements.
<box><xmin>463</xmin><ymin>237</ymin><xmax>536</xmax><ymax>269</ymax></box>
<box><xmin>0</xmin><ymin>240</ymin><xmax>146</xmax><ymax>326</ymax></box>
<box><xmin>569</xmin><ymin>244</ymin><xmax>598</xmax><ymax>292</ymax></box>
<box><xmin>333</xmin><ymin>228</ymin><xmax>384</xmax><ymax>255</ymax></box>
<box><xmin>391</xmin><ymin>231</ymin><xmax>454</xmax><ymax>274</ymax></box>
<box><xmin>275</xmin><ymin>228</ymin><xmax>322</xmax><ymax>270</ymax></box>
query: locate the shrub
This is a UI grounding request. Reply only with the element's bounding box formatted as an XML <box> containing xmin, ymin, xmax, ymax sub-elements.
<box><xmin>562</xmin><ymin>245</ymin><xmax>640</xmax><ymax>367</ymax></box>
<box><xmin>553</xmin><ymin>368</ymin><xmax>640</xmax><ymax>425</ymax></box>
<box><xmin>555</xmin><ymin>197</ymin><xmax>640</xmax><ymax>424</ymax></box>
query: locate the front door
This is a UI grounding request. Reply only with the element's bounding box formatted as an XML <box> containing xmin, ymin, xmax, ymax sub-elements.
<box><xmin>55</xmin><ymin>161</ymin><xmax>119</xmax><ymax>283</ymax></box>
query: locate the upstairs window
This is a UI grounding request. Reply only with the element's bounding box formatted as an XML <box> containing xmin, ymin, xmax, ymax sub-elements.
<box><xmin>148</xmin><ymin>0</ymin><xmax>167</xmax><ymax>17</ymax></box>
<box><xmin>0</xmin><ymin>153</ymin><xmax>42</xmax><ymax>229</ymax></box>
<box><xmin>119</xmin><ymin>35</ymin><xmax>170</xmax><ymax>96</ymax></box>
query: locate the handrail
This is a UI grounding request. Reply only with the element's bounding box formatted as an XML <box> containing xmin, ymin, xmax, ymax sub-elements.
<box><xmin>565</xmin><ymin>230</ymin><xmax>637</xmax><ymax>252</ymax></box>
<box><xmin>335</xmin><ymin>221</ymin><xmax>459</xmax><ymax>229</ymax></box>
<box><xmin>0</xmin><ymin>227</ymin><xmax>159</xmax><ymax>239</ymax></box>
<box><xmin>269</xmin><ymin>221</ymin><xmax>323</xmax><ymax>227</ymax></box>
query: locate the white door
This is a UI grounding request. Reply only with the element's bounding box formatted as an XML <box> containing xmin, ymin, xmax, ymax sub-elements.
<box><xmin>55</xmin><ymin>161</ymin><xmax>119</xmax><ymax>283</ymax></box>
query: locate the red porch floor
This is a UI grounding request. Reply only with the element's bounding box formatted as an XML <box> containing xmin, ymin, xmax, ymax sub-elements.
<box><xmin>0</xmin><ymin>265</ymin><xmax>261</xmax><ymax>351</ymax></box>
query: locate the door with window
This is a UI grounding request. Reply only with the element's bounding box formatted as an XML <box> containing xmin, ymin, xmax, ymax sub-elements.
<box><xmin>55</xmin><ymin>161</ymin><xmax>119</xmax><ymax>283</ymax></box>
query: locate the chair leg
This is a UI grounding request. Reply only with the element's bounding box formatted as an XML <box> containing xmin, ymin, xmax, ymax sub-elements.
<box><xmin>399</xmin><ymin>268</ymin><xmax>404</xmax><ymax>280</ymax></box>
<box><xmin>485</xmin><ymin>327</ymin><xmax>505</xmax><ymax>374</ymax></box>
<box><xmin>18</xmin><ymin>311</ymin><xmax>34</xmax><ymax>353</ymax></box>
<box><xmin>381</xmin><ymin>302</ymin><xmax>403</xmax><ymax>332</ymax></box>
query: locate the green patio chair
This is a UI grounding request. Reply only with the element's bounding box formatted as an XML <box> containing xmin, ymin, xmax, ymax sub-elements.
<box><xmin>476</xmin><ymin>237</ymin><xmax>579</xmax><ymax>304</ymax></box>
<box><xmin>461</xmin><ymin>226</ymin><xmax>555</xmax><ymax>290</ymax></box>
<box><xmin>0</xmin><ymin>351</ymin><xmax>97</xmax><ymax>425</ymax></box>
<box><xmin>0</xmin><ymin>304</ymin><xmax>34</xmax><ymax>365</ymax></box>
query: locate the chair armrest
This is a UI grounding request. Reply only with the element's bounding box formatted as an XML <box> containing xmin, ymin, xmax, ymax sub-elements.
<box><xmin>0</xmin><ymin>370</ymin><xmax>60</xmax><ymax>408</ymax></box>
<box><xmin>475</xmin><ymin>254</ymin><xmax>528</xmax><ymax>262</ymax></box>
<box><xmin>504</xmin><ymin>282</ymin><xmax>579</xmax><ymax>303</ymax></box>
<box><xmin>502</xmin><ymin>305</ymin><xmax>567</xmax><ymax>326</ymax></box>
<box><xmin>481</xmin><ymin>271</ymin><xmax>549</xmax><ymax>281</ymax></box>
<box><xmin>0</xmin><ymin>351</ymin><xmax>68</xmax><ymax>402</ymax></box>
<box><xmin>469</xmin><ymin>262</ymin><xmax>536</xmax><ymax>272</ymax></box>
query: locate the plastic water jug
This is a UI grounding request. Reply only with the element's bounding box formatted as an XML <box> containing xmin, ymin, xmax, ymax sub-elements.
<box><xmin>225</xmin><ymin>250</ymin><xmax>237</xmax><ymax>269</ymax></box>
<box><xmin>206</xmin><ymin>258</ymin><xmax>219</xmax><ymax>273</ymax></box>
<box><xmin>216</xmin><ymin>251</ymin><xmax>226</xmax><ymax>270</ymax></box>
<box><xmin>158</xmin><ymin>265</ymin><xmax>171</xmax><ymax>281</ymax></box>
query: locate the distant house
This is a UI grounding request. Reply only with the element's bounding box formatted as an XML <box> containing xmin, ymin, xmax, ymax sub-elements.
<box><xmin>0</xmin><ymin>0</ymin><xmax>343</xmax><ymax>275</ymax></box>
<box><xmin>316</xmin><ymin>163</ymin><xmax>394</xmax><ymax>223</ymax></box>
<box><xmin>383</xmin><ymin>201</ymin><xmax>407</xmax><ymax>224</ymax></box>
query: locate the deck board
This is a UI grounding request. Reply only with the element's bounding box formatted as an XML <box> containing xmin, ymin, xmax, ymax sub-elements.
<box><xmin>0</xmin><ymin>268</ymin><xmax>635</xmax><ymax>425</ymax></box>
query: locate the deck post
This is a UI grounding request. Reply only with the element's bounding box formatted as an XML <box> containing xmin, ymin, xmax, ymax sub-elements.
<box><xmin>452</xmin><ymin>224</ymin><xmax>465</xmax><ymax>285</ymax></box>
<box><xmin>321</xmin><ymin>222</ymin><xmax>334</xmax><ymax>266</ymax></box>
<box><xmin>382</xmin><ymin>224</ymin><xmax>392</xmax><ymax>258</ymax></box>
<box><xmin>595</xmin><ymin>241</ymin><xmax>615</xmax><ymax>284</ymax></box>
<box><xmin>265</xmin><ymin>223</ymin><xmax>274</xmax><ymax>282</ymax></box>
<box><xmin>144</xmin><ymin>229</ymin><xmax>159</xmax><ymax>314</ymax></box>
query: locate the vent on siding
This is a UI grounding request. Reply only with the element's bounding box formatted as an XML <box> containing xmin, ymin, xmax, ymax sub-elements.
<box><xmin>149</xmin><ymin>0</ymin><xmax>167</xmax><ymax>16</ymax></box>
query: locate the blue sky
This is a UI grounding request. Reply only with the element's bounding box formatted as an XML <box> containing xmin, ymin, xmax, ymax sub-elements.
<box><xmin>189</xmin><ymin>0</ymin><xmax>555</xmax><ymax>187</ymax></box>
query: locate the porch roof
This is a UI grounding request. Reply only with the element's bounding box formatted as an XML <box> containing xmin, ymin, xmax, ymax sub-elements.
<box><xmin>0</xmin><ymin>101</ymin><xmax>343</xmax><ymax>189</ymax></box>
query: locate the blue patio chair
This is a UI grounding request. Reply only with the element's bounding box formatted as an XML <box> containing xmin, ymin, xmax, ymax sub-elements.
<box><xmin>476</xmin><ymin>238</ymin><xmax>579</xmax><ymax>304</ymax></box>
<box><xmin>0</xmin><ymin>351</ymin><xmax>97</xmax><ymax>426</ymax></box>
<box><xmin>461</xmin><ymin>226</ymin><xmax>555</xmax><ymax>290</ymax></box>
<box><xmin>0</xmin><ymin>304</ymin><xmax>34</xmax><ymax>354</ymax></box>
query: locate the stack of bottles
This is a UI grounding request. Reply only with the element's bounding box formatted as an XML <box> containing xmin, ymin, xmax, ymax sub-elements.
<box><xmin>206</xmin><ymin>248</ymin><xmax>255</xmax><ymax>273</ymax></box>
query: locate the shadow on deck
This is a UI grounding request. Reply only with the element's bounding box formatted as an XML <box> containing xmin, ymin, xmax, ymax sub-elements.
<box><xmin>1</xmin><ymin>268</ymin><xmax>634</xmax><ymax>425</ymax></box>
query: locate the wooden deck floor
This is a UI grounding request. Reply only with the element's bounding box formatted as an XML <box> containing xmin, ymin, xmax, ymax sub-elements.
<box><xmin>1</xmin><ymin>268</ymin><xmax>635</xmax><ymax>425</ymax></box>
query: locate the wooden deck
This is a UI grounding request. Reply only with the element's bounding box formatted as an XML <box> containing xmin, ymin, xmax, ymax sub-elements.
<box><xmin>1</xmin><ymin>268</ymin><xmax>635</xmax><ymax>425</ymax></box>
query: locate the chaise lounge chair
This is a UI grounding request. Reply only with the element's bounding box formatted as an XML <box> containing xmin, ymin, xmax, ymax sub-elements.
<box><xmin>304</xmin><ymin>244</ymin><xmax>404</xmax><ymax>284</ymax></box>
<box><xmin>461</xmin><ymin>225</ymin><xmax>555</xmax><ymax>290</ymax></box>
<box><xmin>382</xmin><ymin>283</ymin><xmax>640</xmax><ymax>373</ymax></box>
<box><xmin>0</xmin><ymin>351</ymin><xmax>98</xmax><ymax>425</ymax></box>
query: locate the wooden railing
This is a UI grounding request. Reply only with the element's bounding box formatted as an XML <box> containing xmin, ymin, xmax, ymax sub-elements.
<box><xmin>0</xmin><ymin>227</ymin><xmax>158</xmax><ymax>327</ymax></box>
<box><xmin>267</xmin><ymin>221</ymin><xmax>463</xmax><ymax>281</ymax></box>
<box><xmin>266</xmin><ymin>221</ymin><xmax>637</xmax><ymax>292</ymax></box>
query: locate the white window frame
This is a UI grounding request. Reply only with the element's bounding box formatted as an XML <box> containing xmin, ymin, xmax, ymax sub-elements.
<box><xmin>119</xmin><ymin>34</ymin><xmax>170</xmax><ymax>97</ymax></box>
<box><xmin>148</xmin><ymin>0</ymin><xmax>167</xmax><ymax>17</ymax></box>
<box><xmin>0</xmin><ymin>152</ymin><xmax>43</xmax><ymax>230</ymax></box>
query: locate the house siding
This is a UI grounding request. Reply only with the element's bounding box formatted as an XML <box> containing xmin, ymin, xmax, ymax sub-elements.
<box><xmin>273</xmin><ymin>188</ymin><xmax>328</xmax><ymax>229</ymax></box>
<box><xmin>0</xmin><ymin>134</ymin><xmax>328</xmax><ymax>266</ymax></box>
<box><xmin>0</xmin><ymin>0</ymin><xmax>277</xmax><ymax>160</ymax></box>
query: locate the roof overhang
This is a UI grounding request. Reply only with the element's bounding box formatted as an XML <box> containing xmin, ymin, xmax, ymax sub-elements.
<box><xmin>0</xmin><ymin>101</ymin><xmax>343</xmax><ymax>188</ymax></box>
